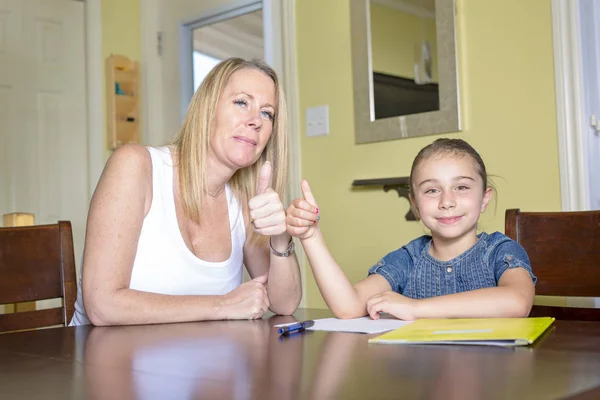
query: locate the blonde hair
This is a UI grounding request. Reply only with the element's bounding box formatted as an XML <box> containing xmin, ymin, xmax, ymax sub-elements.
<box><xmin>173</xmin><ymin>58</ymin><xmax>288</xmax><ymax>246</ymax></box>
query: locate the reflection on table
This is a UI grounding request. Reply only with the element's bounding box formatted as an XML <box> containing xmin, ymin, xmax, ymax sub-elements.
<box><xmin>0</xmin><ymin>309</ymin><xmax>599</xmax><ymax>399</ymax></box>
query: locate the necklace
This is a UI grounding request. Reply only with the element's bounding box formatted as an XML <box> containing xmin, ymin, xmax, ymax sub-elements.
<box><xmin>206</xmin><ymin>187</ymin><xmax>225</xmax><ymax>199</ymax></box>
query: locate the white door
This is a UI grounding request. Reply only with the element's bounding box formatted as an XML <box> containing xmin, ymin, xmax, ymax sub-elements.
<box><xmin>579</xmin><ymin>0</ymin><xmax>600</xmax><ymax>209</ymax></box>
<box><xmin>0</xmin><ymin>0</ymin><xmax>88</xmax><ymax>274</ymax></box>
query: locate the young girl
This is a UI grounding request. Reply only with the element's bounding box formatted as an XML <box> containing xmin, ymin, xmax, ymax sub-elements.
<box><xmin>286</xmin><ymin>138</ymin><xmax>536</xmax><ymax>320</ymax></box>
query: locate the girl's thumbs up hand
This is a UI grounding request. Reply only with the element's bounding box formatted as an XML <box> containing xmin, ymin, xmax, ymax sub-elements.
<box><xmin>286</xmin><ymin>180</ymin><xmax>320</xmax><ymax>240</ymax></box>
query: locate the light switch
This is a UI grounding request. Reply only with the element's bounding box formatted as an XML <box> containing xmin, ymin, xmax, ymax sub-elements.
<box><xmin>306</xmin><ymin>105</ymin><xmax>329</xmax><ymax>137</ymax></box>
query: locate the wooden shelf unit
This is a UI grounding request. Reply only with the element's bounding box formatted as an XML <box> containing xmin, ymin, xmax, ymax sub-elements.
<box><xmin>106</xmin><ymin>55</ymin><xmax>140</xmax><ymax>149</ymax></box>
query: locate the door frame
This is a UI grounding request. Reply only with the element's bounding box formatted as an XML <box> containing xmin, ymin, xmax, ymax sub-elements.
<box><xmin>552</xmin><ymin>0</ymin><xmax>590</xmax><ymax>211</ymax></box>
<box><xmin>552</xmin><ymin>0</ymin><xmax>600</xmax><ymax>307</ymax></box>
<box><xmin>85</xmin><ymin>0</ymin><xmax>104</xmax><ymax>197</ymax></box>
<box><xmin>139</xmin><ymin>0</ymin><xmax>305</xmax><ymax>305</ymax></box>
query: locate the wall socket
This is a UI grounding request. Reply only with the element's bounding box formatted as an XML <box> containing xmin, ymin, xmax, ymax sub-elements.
<box><xmin>306</xmin><ymin>105</ymin><xmax>329</xmax><ymax>137</ymax></box>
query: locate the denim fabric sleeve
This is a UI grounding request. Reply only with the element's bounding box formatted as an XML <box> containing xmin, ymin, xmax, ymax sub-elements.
<box><xmin>367</xmin><ymin>246</ymin><xmax>412</xmax><ymax>294</ymax></box>
<box><xmin>492</xmin><ymin>239</ymin><xmax>537</xmax><ymax>285</ymax></box>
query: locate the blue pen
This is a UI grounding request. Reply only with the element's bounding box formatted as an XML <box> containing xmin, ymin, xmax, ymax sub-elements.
<box><xmin>277</xmin><ymin>320</ymin><xmax>315</xmax><ymax>335</ymax></box>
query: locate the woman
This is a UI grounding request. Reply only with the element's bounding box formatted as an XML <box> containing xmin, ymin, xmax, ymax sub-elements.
<box><xmin>71</xmin><ymin>58</ymin><xmax>301</xmax><ymax>326</ymax></box>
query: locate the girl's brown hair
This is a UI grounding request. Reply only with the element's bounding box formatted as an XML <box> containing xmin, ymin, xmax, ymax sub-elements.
<box><xmin>409</xmin><ymin>138</ymin><xmax>489</xmax><ymax>196</ymax></box>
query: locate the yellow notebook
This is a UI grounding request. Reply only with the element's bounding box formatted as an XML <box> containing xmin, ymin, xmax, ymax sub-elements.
<box><xmin>368</xmin><ymin>317</ymin><xmax>555</xmax><ymax>347</ymax></box>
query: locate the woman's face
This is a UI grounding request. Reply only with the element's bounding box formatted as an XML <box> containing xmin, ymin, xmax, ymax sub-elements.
<box><xmin>209</xmin><ymin>68</ymin><xmax>276</xmax><ymax>171</ymax></box>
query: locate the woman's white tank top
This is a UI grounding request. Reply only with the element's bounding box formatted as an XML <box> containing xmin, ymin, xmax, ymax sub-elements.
<box><xmin>70</xmin><ymin>146</ymin><xmax>245</xmax><ymax>325</ymax></box>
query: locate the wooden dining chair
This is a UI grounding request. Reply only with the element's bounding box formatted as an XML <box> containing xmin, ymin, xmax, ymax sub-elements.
<box><xmin>0</xmin><ymin>221</ymin><xmax>77</xmax><ymax>333</ymax></box>
<box><xmin>505</xmin><ymin>209</ymin><xmax>600</xmax><ymax>321</ymax></box>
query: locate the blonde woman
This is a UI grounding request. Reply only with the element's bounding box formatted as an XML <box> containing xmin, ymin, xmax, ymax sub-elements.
<box><xmin>71</xmin><ymin>58</ymin><xmax>301</xmax><ymax>326</ymax></box>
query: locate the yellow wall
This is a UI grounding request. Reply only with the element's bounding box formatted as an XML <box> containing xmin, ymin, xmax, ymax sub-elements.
<box><xmin>102</xmin><ymin>0</ymin><xmax>141</xmax><ymax>155</ymax></box>
<box><xmin>296</xmin><ymin>0</ymin><xmax>560</xmax><ymax>308</ymax></box>
<box><xmin>371</xmin><ymin>2</ymin><xmax>438</xmax><ymax>80</ymax></box>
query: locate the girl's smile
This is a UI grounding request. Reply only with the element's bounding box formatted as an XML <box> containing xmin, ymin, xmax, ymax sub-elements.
<box><xmin>437</xmin><ymin>216</ymin><xmax>463</xmax><ymax>224</ymax></box>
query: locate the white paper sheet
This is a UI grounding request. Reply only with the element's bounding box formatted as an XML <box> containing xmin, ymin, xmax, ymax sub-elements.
<box><xmin>275</xmin><ymin>316</ymin><xmax>413</xmax><ymax>334</ymax></box>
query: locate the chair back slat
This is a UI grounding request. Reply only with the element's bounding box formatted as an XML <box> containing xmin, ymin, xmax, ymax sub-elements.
<box><xmin>0</xmin><ymin>227</ymin><xmax>63</xmax><ymax>303</ymax></box>
<box><xmin>505</xmin><ymin>209</ymin><xmax>600</xmax><ymax>321</ymax></box>
<box><xmin>0</xmin><ymin>308</ymin><xmax>65</xmax><ymax>332</ymax></box>
<box><xmin>529</xmin><ymin>305</ymin><xmax>600</xmax><ymax>321</ymax></box>
<box><xmin>0</xmin><ymin>221</ymin><xmax>77</xmax><ymax>332</ymax></box>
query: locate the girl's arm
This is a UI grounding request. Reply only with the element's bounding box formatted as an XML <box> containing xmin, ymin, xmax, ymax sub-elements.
<box><xmin>416</xmin><ymin>267</ymin><xmax>534</xmax><ymax>318</ymax></box>
<box><xmin>367</xmin><ymin>267</ymin><xmax>535</xmax><ymax>319</ymax></box>
<box><xmin>302</xmin><ymin>231</ymin><xmax>391</xmax><ymax>318</ymax></box>
<box><xmin>287</xmin><ymin>180</ymin><xmax>391</xmax><ymax>319</ymax></box>
<box><xmin>83</xmin><ymin>145</ymin><xmax>268</xmax><ymax>326</ymax></box>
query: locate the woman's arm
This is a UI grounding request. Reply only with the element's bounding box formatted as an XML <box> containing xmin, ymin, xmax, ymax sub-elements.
<box><xmin>286</xmin><ymin>180</ymin><xmax>391</xmax><ymax>319</ymax></box>
<box><xmin>366</xmin><ymin>267</ymin><xmax>535</xmax><ymax>320</ymax></box>
<box><xmin>244</xmin><ymin>162</ymin><xmax>302</xmax><ymax>315</ymax></box>
<box><xmin>83</xmin><ymin>145</ymin><xmax>268</xmax><ymax>326</ymax></box>
<box><xmin>243</xmin><ymin>234</ymin><xmax>302</xmax><ymax>315</ymax></box>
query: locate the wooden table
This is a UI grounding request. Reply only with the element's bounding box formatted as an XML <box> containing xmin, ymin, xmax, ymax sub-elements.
<box><xmin>0</xmin><ymin>309</ymin><xmax>599</xmax><ymax>400</ymax></box>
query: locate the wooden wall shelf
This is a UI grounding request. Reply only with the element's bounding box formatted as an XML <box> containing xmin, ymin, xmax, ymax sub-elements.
<box><xmin>106</xmin><ymin>55</ymin><xmax>140</xmax><ymax>150</ymax></box>
<box><xmin>351</xmin><ymin>177</ymin><xmax>417</xmax><ymax>221</ymax></box>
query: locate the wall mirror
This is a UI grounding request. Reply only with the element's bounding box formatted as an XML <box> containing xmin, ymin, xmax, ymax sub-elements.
<box><xmin>350</xmin><ymin>0</ymin><xmax>461</xmax><ymax>144</ymax></box>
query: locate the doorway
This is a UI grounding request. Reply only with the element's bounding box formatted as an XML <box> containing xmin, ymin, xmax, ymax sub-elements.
<box><xmin>0</xmin><ymin>0</ymin><xmax>89</xmax><ymax>312</ymax></box>
<box><xmin>552</xmin><ymin>0</ymin><xmax>600</xmax><ymax>308</ymax></box>
<box><xmin>553</xmin><ymin>0</ymin><xmax>600</xmax><ymax>212</ymax></box>
<box><xmin>190</xmin><ymin>9</ymin><xmax>264</xmax><ymax>95</ymax></box>
<box><xmin>578</xmin><ymin>0</ymin><xmax>600</xmax><ymax>210</ymax></box>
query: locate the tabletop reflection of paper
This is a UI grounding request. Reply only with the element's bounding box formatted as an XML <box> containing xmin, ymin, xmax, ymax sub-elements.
<box><xmin>274</xmin><ymin>316</ymin><xmax>412</xmax><ymax>334</ymax></box>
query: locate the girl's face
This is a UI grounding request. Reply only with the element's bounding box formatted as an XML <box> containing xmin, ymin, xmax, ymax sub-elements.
<box><xmin>209</xmin><ymin>68</ymin><xmax>276</xmax><ymax>170</ymax></box>
<box><xmin>410</xmin><ymin>154</ymin><xmax>492</xmax><ymax>246</ymax></box>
